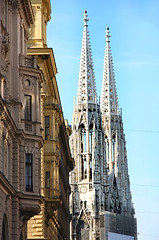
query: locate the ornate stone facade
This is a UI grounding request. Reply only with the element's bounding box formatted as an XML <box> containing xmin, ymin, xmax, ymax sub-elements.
<box><xmin>70</xmin><ymin>11</ymin><xmax>137</xmax><ymax>240</ymax></box>
<box><xmin>27</xmin><ymin>1</ymin><xmax>74</xmax><ymax>240</ymax></box>
<box><xmin>0</xmin><ymin>0</ymin><xmax>43</xmax><ymax>239</ymax></box>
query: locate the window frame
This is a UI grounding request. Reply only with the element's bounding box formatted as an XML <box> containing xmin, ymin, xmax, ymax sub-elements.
<box><xmin>24</xmin><ymin>94</ymin><xmax>32</xmax><ymax>121</ymax></box>
<box><xmin>45</xmin><ymin>171</ymin><xmax>50</xmax><ymax>188</ymax></box>
<box><xmin>45</xmin><ymin>115</ymin><xmax>50</xmax><ymax>140</ymax></box>
<box><xmin>25</xmin><ymin>153</ymin><xmax>33</xmax><ymax>192</ymax></box>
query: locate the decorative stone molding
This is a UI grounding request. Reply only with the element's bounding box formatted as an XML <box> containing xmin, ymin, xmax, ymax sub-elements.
<box><xmin>22</xmin><ymin>75</ymin><xmax>34</xmax><ymax>90</ymax></box>
<box><xmin>19</xmin><ymin>193</ymin><xmax>44</xmax><ymax>221</ymax></box>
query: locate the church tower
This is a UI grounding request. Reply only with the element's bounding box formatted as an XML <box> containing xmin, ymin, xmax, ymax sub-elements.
<box><xmin>100</xmin><ymin>27</ymin><xmax>134</xmax><ymax>217</ymax></box>
<box><xmin>70</xmin><ymin>10</ymin><xmax>106</xmax><ymax>239</ymax></box>
<box><xmin>70</xmin><ymin>11</ymin><xmax>137</xmax><ymax>240</ymax></box>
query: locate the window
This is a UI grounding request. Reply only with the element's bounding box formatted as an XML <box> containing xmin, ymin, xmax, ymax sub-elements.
<box><xmin>81</xmin><ymin>155</ymin><xmax>84</xmax><ymax>179</ymax></box>
<box><xmin>81</xmin><ymin>155</ymin><xmax>87</xmax><ymax>180</ymax></box>
<box><xmin>81</xmin><ymin>128</ymin><xmax>86</xmax><ymax>153</ymax></box>
<box><xmin>90</xmin><ymin>155</ymin><xmax>92</xmax><ymax>180</ymax></box>
<box><xmin>2</xmin><ymin>214</ymin><xmax>9</xmax><ymax>240</ymax></box>
<box><xmin>84</xmin><ymin>157</ymin><xmax>87</xmax><ymax>179</ymax></box>
<box><xmin>45</xmin><ymin>171</ymin><xmax>50</xmax><ymax>188</ymax></box>
<box><xmin>45</xmin><ymin>116</ymin><xmax>50</xmax><ymax>140</ymax></box>
<box><xmin>89</xmin><ymin>128</ymin><xmax>93</xmax><ymax>153</ymax></box>
<box><xmin>25</xmin><ymin>153</ymin><xmax>33</xmax><ymax>192</ymax></box>
<box><xmin>112</xmin><ymin>138</ymin><xmax>116</xmax><ymax>162</ymax></box>
<box><xmin>24</xmin><ymin>95</ymin><xmax>32</xmax><ymax>121</ymax></box>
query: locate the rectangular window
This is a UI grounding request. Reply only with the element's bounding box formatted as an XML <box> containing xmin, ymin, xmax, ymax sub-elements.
<box><xmin>25</xmin><ymin>153</ymin><xmax>33</xmax><ymax>192</ymax></box>
<box><xmin>45</xmin><ymin>116</ymin><xmax>50</xmax><ymax>140</ymax></box>
<box><xmin>24</xmin><ymin>95</ymin><xmax>32</xmax><ymax>121</ymax></box>
<box><xmin>45</xmin><ymin>171</ymin><xmax>50</xmax><ymax>188</ymax></box>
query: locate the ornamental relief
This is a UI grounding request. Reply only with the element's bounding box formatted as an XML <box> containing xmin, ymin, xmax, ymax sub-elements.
<box><xmin>22</xmin><ymin>75</ymin><xmax>34</xmax><ymax>90</ymax></box>
<box><xmin>8</xmin><ymin>0</ymin><xmax>19</xmax><ymax>9</ymax></box>
<box><xmin>0</xmin><ymin>21</ymin><xmax>10</xmax><ymax>72</ymax></box>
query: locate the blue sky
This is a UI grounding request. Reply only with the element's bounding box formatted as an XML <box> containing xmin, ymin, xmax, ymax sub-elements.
<box><xmin>47</xmin><ymin>0</ymin><xmax>159</xmax><ymax>239</ymax></box>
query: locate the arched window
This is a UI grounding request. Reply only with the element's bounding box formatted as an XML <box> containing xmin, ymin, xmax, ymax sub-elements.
<box><xmin>106</xmin><ymin>138</ymin><xmax>109</xmax><ymax>162</ymax></box>
<box><xmin>81</xmin><ymin>127</ymin><xmax>86</xmax><ymax>153</ymax></box>
<box><xmin>81</xmin><ymin>155</ymin><xmax>87</xmax><ymax>180</ymax></box>
<box><xmin>2</xmin><ymin>213</ymin><xmax>9</xmax><ymax>240</ymax></box>
<box><xmin>81</xmin><ymin>155</ymin><xmax>84</xmax><ymax>179</ymax></box>
<box><xmin>89</xmin><ymin>124</ymin><xmax>93</xmax><ymax>153</ymax></box>
<box><xmin>112</xmin><ymin>137</ymin><xmax>116</xmax><ymax>162</ymax></box>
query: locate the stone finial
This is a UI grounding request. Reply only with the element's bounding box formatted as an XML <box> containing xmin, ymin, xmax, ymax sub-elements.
<box><xmin>83</xmin><ymin>10</ymin><xmax>89</xmax><ymax>26</ymax></box>
<box><xmin>105</xmin><ymin>26</ymin><xmax>111</xmax><ymax>42</ymax></box>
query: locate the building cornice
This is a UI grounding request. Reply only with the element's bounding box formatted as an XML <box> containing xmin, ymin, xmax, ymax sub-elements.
<box><xmin>27</xmin><ymin>48</ymin><xmax>57</xmax><ymax>76</ymax></box>
<box><xmin>43</xmin><ymin>0</ymin><xmax>51</xmax><ymax>21</ymax></box>
<box><xmin>20</xmin><ymin>0</ymin><xmax>34</xmax><ymax>26</ymax></box>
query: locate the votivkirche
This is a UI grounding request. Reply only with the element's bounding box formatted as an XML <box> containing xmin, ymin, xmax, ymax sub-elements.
<box><xmin>69</xmin><ymin>10</ymin><xmax>137</xmax><ymax>240</ymax></box>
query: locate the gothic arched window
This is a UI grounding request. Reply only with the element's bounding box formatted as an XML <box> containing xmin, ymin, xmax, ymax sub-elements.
<box><xmin>89</xmin><ymin>123</ymin><xmax>93</xmax><ymax>153</ymax></box>
<box><xmin>112</xmin><ymin>137</ymin><xmax>116</xmax><ymax>163</ymax></box>
<box><xmin>81</xmin><ymin>126</ymin><xmax>86</xmax><ymax>153</ymax></box>
<box><xmin>81</xmin><ymin>155</ymin><xmax>87</xmax><ymax>180</ymax></box>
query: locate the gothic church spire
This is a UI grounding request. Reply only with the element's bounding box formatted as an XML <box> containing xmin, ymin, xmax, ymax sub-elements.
<box><xmin>100</xmin><ymin>27</ymin><xmax>118</xmax><ymax>117</ymax></box>
<box><xmin>70</xmin><ymin>16</ymin><xmax>137</xmax><ymax>240</ymax></box>
<box><xmin>76</xmin><ymin>10</ymin><xmax>97</xmax><ymax>106</ymax></box>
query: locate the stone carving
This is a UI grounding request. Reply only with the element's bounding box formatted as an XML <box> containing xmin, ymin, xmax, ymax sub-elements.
<box><xmin>1</xmin><ymin>21</ymin><xmax>10</xmax><ymax>71</ymax></box>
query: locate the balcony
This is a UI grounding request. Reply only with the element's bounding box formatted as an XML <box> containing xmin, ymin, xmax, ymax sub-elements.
<box><xmin>19</xmin><ymin>54</ymin><xmax>38</xmax><ymax>69</ymax></box>
<box><xmin>45</xmin><ymin>188</ymin><xmax>62</xmax><ymax>212</ymax></box>
<box><xmin>19</xmin><ymin>192</ymin><xmax>44</xmax><ymax>221</ymax></box>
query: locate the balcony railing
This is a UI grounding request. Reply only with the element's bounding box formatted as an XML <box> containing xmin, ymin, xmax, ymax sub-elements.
<box><xmin>19</xmin><ymin>54</ymin><xmax>38</xmax><ymax>69</ymax></box>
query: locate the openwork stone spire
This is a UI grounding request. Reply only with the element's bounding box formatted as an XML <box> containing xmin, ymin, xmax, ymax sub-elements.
<box><xmin>76</xmin><ymin>10</ymin><xmax>97</xmax><ymax>106</ymax></box>
<box><xmin>100</xmin><ymin>27</ymin><xmax>118</xmax><ymax>116</ymax></box>
<box><xmin>70</xmin><ymin>17</ymin><xmax>137</xmax><ymax>240</ymax></box>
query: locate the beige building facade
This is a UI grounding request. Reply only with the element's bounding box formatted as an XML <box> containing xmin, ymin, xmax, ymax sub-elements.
<box><xmin>27</xmin><ymin>1</ymin><xmax>74</xmax><ymax>239</ymax></box>
<box><xmin>0</xmin><ymin>0</ymin><xmax>44</xmax><ymax>240</ymax></box>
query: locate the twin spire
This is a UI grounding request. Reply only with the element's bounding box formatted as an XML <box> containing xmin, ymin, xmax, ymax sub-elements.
<box><xmin>76</xmin><ymin>11</ymin><xmax>118</xmax><ymax>116</ymax></box>
<box><xmin>101</xmin><ymin>27</ymin><xmax>118</xmax><ymax>116</ymax></box>
<box><xmin>77</xmin><ymin>10</ymin><xmax>97</xmax><ymax>105</ymax></box>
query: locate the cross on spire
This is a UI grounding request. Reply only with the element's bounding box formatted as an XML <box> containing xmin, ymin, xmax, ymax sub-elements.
<box><xmin>82</xmin><ymin>10</ymin><xmax>89</xmax><ymax>26</ymax></box>
<box><xmin>105</xmin><ymin>26</ymin><xmax>111</xmax><ymax>42</ymax></box>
